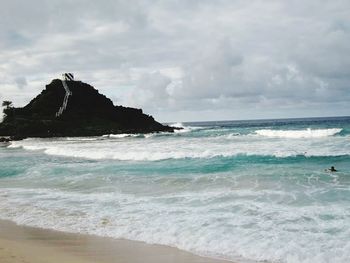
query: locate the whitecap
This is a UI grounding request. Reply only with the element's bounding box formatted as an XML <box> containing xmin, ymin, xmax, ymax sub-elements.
<box><xmin>255</xmin><ymin>128</ymin><xmax>342</xmax><ymax>138</ymax></box>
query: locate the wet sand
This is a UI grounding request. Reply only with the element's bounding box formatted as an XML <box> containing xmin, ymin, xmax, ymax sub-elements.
<box><xmin>0</xmin><ymin>219</ymin><xmax>231</xmax><ymax>263</ymax></box>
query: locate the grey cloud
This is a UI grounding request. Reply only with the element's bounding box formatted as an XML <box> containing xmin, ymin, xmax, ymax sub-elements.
<box><xmin>124</xmin><ymin>71</ymin><xmax>172</xmax><ymax>110</ymax></box>
<box><xmin>172</xmin><ymin>41</ymin><xmax>246</xmax><ymax>100</ymax></box>
<box><xmin>0</xmin><ymin>0</ymin><xmax>349</xmax><ymax>121</ymax></box>
<box><xmin>15</xmin><ymin>77</ymin><xmax>27</xmax><ymax>89</ymax></box>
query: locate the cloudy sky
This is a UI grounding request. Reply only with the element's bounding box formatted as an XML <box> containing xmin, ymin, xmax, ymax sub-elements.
<box><xmin>0</xmin><ymin>0</ymin><xmax>349</xmax><ymax>122</ymax></box>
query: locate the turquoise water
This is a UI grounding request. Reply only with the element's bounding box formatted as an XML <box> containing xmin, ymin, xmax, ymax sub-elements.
<box><xmin>1</xmin><ymin>117</ymin><xmax>350</xmax><ymax>263</ymax></box>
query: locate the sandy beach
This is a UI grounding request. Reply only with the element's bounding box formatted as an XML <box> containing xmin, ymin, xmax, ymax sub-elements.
<box><xmin>0</xmin><ymin>219</ymin><xmax>230</xmax><ymax>263</ymax></box>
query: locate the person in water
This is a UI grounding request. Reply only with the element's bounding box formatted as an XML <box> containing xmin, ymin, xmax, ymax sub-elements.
<box><xmin>327</xmin><ymin>166</ymin><xmax>337</xmax><ymax>172</ymax></box>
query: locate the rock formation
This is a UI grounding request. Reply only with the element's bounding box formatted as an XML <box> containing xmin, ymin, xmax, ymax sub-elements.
<box><xmin>0</xmin><ymin>78</ymin><xmax>175</xmax><ymax>139</ymax></box>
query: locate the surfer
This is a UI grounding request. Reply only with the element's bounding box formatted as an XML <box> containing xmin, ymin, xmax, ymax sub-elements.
<box><xmin>326</xmin><ymin>166</ymin><xmax>337</xmax><ymax>172</ymax></box>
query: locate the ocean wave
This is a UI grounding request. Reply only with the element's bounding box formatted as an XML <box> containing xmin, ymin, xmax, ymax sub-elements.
<box><xmin>226</xmin><ymin>132</ymin><xmax>241</xmax><ymax>138</ymax></box>
<box><xmin>1</xmin><ymin>186</ymin><xmax>349</xmax><ymax>263</ymax></box>
<box><xmin>2</xmin><ymin>118</ymin><xmax>350</xmax><ymax>263</ymax></box>
<box><xmin>169</xmin><ymin>122</ymin><xmax>201</xmax><ymax>133</ymax></box>
<box><xmin>169</xmin><ymin>122</ymin><xmax>185</xmax><ymax>128</ymax></box>
<box><xmin>103</xmin><ymin>132</ymin><xmax>178</xmax><ymax>139</ymax></box>
<box><xmin>255</xmin><ymin>128</ymin><xmax>342</xmax><ymax>138</ymax></box>
<box><xmin>64</xmin><ymin>137</ymin><xmax>101</xmax><ymax>141</ymax></box>
<box><xmin>102</xmin><ymin>133</ymin><xmax>145</xmax><ymax>139</ymax></box>
<box><xmin>8</xmin><ymin>135</ymin><xmax>350</xmax><ymax>161</ymax></box>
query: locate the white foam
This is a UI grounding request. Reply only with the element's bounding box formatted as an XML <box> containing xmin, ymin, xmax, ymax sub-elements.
<box><xmin>170</xmin><ymin>122</ymin><xmax>185</xmax><ymax>128</ymax></box>
<box><xmin>170</xmin><ymin>122</ymin><xmax>199</xmax><ymax>133</ymax></box>
<box><xmin>104</xmin><ymin>133</ymin><xmax>144</xmax><ymax>138</ymax></box>
<box><xmin>227</xmin><ymin>132</ymin><xmax>241</xmax><ymax>138</ymax></box>
<box><xmin>255</xmin><ymin>128</ymin><xmax>342</xmax><ymax>138</ymax></box>
<box><xmin>0</xmin><ymin>185</ymin><xmax>349</xmax><ymax>263</ymax></box>
<box><xmin>8</xmin><ymin>130</ymin><xmax>350</xmax><ymax>161</ymax></box>
<box><xmin>64</xmin><ymin>137</ymin><xmax>101</xmax><ymax>141</ymax></box>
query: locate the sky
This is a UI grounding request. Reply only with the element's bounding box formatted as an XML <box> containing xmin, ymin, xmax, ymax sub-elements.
<box><xmin>0</xmin><ymin>0</ymin><xmax>349</xmax><ymax>122</ymax></box>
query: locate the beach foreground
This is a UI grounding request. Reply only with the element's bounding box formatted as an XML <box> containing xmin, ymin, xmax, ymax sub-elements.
<box><xmin>0</xmin><ymin>220</ymin><xmax>230</xmax><ymax>263</ymax></box>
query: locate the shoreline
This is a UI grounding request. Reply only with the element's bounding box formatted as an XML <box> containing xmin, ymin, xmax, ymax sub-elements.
<box><xmin>0</xmin><ymin>219</ymin><xmax>232</xmax><ymax>263</ymax></box>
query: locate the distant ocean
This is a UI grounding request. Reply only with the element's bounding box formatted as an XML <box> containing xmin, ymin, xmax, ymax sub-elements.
<box><xmin>1</xmin><ymin>116</ymin><xmax>350</xmax><ymax>263</ymax></box>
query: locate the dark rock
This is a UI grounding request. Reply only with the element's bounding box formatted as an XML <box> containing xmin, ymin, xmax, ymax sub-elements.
<box><xmin>0</xmin><ymin>137</ymin><xmax>10</xmax><ymax>142</ymax></box>
<box><xmin>0</xmin><ymin>79</ymin><xmax>177</xmax><ymax>139</ymax></box>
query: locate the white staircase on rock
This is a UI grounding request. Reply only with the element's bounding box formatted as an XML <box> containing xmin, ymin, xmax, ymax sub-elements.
<box><xmin>56</xmin><ymin>80</ymin><xmax>72</xmax><ymax>117</ymax></box>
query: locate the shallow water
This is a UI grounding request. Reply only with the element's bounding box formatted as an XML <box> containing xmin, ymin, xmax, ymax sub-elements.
<box><xmin>1</xmin><ymin>116</ymin><xmax>350</xmax><ymax>263</ymax></box>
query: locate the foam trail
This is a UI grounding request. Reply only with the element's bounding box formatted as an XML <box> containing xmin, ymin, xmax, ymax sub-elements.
<box><xmin>255</xmin><ymin>128</ymin><xmax>342</xmax><ymax>138</ymax></box>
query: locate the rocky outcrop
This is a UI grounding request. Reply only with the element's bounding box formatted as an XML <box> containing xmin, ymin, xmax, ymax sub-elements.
<box><xmin>0</xmin><ymin>137</ymin><xmax>10</xmax><ymax>142</ymax></box>
<box><xmin>0</xmin><ymin>79</ymin><xmax>175</xmax><ymax>139</ymax></box>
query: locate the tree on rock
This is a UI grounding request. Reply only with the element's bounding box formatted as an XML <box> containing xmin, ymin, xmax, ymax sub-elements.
<box><xmin>2</xmin><ymin>101</ymin><xmax>14</xmax><ymax>121</ymax></box>
<box><xmin>2</xmin><ymin>101</ymin><xmax>13</xmax><ymax>109</ymax></box>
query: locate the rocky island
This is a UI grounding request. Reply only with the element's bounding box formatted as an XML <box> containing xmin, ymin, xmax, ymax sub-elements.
<box><xmin>0</xmin><ymin>74</ymin><xmax>175</xmax><ymax>140</ymax></box>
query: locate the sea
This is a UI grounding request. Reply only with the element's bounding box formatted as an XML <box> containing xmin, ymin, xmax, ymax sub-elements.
<box><xmin>1</xmin><ymin>116</ymin><xmax>350</xmax><ymax>263</ymax></box>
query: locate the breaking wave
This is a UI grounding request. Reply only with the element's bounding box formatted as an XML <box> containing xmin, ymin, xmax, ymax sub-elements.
<box><xmin>170</xmin><ymin>122</ymin><xmax>200</xmax><ymax>133</ymax></box>
<box><xmin>8</xmin><ymin>130</ymin><xmax>350</xmax><ymax>161</ymax></box>
<box><xmin>103</xmin><ymin>133</ymin><xmax>145</xmax><ymax>139</ymax></box>
<box><xmin>255</xmin><ymin>128</ymin><xmax>342</xmax><ymax>138</ymax></box>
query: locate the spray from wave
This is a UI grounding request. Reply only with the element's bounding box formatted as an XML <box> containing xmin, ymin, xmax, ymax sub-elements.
<box><xmin>169</xmin><ymin>122</ymin><xmax>205</xmax><ymax>134</ymax></box>
<box><xmin>255</xmin><ymin>128</ymin><xmax>342</xmax><ymax>138</ymax></box>
<box><xmin>169</xmin><ymin>122</ymin><xmax>192</xmax><ymax>133</ymax></box>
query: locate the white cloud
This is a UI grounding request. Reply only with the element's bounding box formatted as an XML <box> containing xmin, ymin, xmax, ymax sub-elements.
<box><xmin>0</xmin><ymin>0</ymin><xmax>349</xmax><ymax>121</ymax></box>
